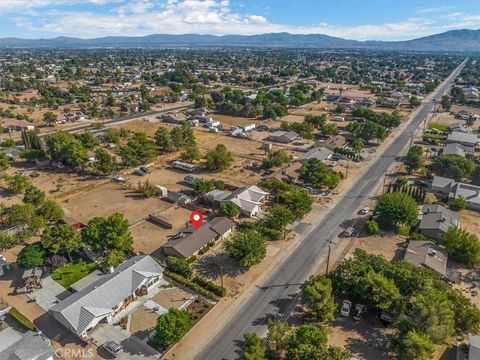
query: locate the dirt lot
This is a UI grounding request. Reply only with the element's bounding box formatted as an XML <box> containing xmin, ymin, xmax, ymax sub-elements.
<box><xmin>328</xmin><ymin>313</ymin><xmax>395</xmax><ymax>359</ymax></box>
<box><xmin>153</xmin><ymin>288</ymin><xmax>196</xmax><ymax>309</ymax></box>
<box><xmin>427</xmin><ymin>111</ymin><xmax>459</xmax><ymax>127</ymax></box>
<box><xmin>128</xmin><ymin>306</ymin><xmax>158</xmax><ymax>338</ymax></box>
<box><xmin>345</xmin><ymin>233</ymin><xmax>406</xmax><ymax>262</ymax></box>
<box><xmin>62</xmin><ymin>181</ymin><xmax>172</xmax><ymax>224</ymax></box>
<box><xmin>131</xmin><ymin>207</ymin><xmax>192</xmax><ymax>255</ymax></box>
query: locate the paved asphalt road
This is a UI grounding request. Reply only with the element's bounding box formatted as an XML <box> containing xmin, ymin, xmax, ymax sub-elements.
<box><xmin>195</xmin><ymin>59</ymin><xmax>467</xmax><ymax>360</ymax></box>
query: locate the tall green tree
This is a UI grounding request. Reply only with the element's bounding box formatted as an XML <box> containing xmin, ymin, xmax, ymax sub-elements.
<box><xmin>205</xmin><ymin>144</ymin><xmax>235</xmax><ymax>170</ymax></box>
<box><xmin>152</xmin><ymin>308</ymin><xmax>193</xmax><ymax>350</ymax></box>
<box><xmin>441</xmin><ymin>227</ymin><xmax>480</xmax><ymax>267</ymax></box>
<box><xmin>242</xmin><ymin>333</ymin><xmax>266</xmax><ymax>360</ymax></box>
<box><xmin>94</xmin><ymin>148</ymin><xmax>117</xmax><ymax>174</ymax></box>
<box><xmin>42</xmin><ymin>224</ymin><xmax>82</xmax><ymax>261</ymax></box>
<box><xmin>397</xmin><ymin>330</ymin><xmax>435</xmax><ymax>360</ymax></box>
<box><xmin>224</xmin><ymin>230</ymin><xmax>267</xmax><ymax>268</ymax></box>
<box><xmin>303</xmin><ymin>275</ymin><xmax>336</xmax><ymax>323</ymax></box>
<box><xmin>374</xmin><ymin>192</ymin><xmax>418</xmax><ymax>227</ymax></box>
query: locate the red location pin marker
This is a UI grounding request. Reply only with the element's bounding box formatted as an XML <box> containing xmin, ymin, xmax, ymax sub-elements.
<box><xmin>190</xmin><ymin>211</ymin><xmax>203</xmax><ymax>230</ymax></box>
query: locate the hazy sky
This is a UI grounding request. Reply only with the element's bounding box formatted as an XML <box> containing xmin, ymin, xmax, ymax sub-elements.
<box><xmin>0</xmin><ymin>0</ymin><xmax>479</xmax><ymax>40</ymax></box>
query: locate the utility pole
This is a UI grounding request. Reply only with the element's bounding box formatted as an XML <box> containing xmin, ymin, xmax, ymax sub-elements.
<box><xmin>345</xmin><ymin>159</ymin><xmax>350</xmax><ymax>179</ymax></box>
<box><xmin>325</xmin><ymin>241</ymin><xmax>334</xmax><ymax>274</ymax></box>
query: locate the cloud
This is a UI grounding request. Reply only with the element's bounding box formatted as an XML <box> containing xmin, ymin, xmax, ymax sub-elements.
<box><xmin>417</xmin><ymin>6</ymin><xmax>454</xmax><ymax>14</ymax></box>
<box><xmin>2</xmin><ymin>0</ymin><xmax>480</xmax><ymax>40</ymax></box>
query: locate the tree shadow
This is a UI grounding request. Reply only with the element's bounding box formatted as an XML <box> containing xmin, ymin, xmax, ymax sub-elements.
<box><xmin>193</xmin><ymin>253</ymin><xmax>247</xmax><ymax>279</ymax></box>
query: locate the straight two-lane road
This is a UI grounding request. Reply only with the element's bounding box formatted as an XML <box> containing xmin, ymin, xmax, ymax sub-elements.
<box><xmin>196</xmin><ymin>59</ymin><xmax>467</xmax><ymax>360</ymax></box>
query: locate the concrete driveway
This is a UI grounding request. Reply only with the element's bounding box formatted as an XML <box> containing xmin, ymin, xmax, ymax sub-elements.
<box><xmin>27</xmin><ymin>276</ymin><xmax>71</xmax><ymax>311</ymax></box>
<box><xmin>91</xmin><ymin>323</ymin><xmax>159</xmax><ymax>359</ymax></box>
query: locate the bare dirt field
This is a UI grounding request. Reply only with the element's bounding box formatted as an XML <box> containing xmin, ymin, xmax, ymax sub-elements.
<box><xmin>131</xmin><ymin>207</ymin><xmax>192</xmax><ymax>255</ymax></box>
<box><xmin>452</xmin><ymin>104</ymin><xmax>480</xmax><ymax>116</ymax></box>
<box><xmin>128</xmin><ymin>306</ymin><xmax>158</xmax><ymax>338</ymax></box>
<box><xmin>427</xmin><ymin>111</ymin><xmax>459</xmax><ymax>127</ymax></box>
<box><xmin>153</xmin><ymin>288</ymin><xmax>196</xmax><ymax>309</ymax></box>
<box><xmin>460</xmin><ymin>210</ymin><xmax>480</xmax><ymax>235</ymax></box>
<box><xmin>346</xmin><ymin>233</ymin><xmax>406</xmax><ymax>262</ymax></box>
<box><xmin>210</xmin><ymin>114</ymin><xmax>260</xmax><ymax>129</ymax></box>
<box><xmin>62</xmin><ymin>181</ymin><xmax>172</xmax><ymax>224</ymax></box>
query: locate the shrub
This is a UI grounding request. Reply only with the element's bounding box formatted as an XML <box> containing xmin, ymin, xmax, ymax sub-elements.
<box><xmin>166</xmin><ymin>256</ymin><xmax>193</xmax><ymax>278</ymax></box>
<box><xmin>16</xmin><ymin>243</ymin><xmax>45</xmax><ymax>268</ymax></box>
<box><xmin>454</xmin><ymin>196</ymin><xmax>467</xmax><ymax>211</ymax></box>
<box><xmin>164</xmin><ymin>270</ymin><xmax>219</xmax><ymax>301</ymax></box>
<box><xmin>193</xmin><ymin>275</ymin><xmax>227</xmax><ymax>297</ymax></box>
<box><xmin>365</xmin><ymin>220</ymin><xmax>379</xmax><ymax>235</ymax></box>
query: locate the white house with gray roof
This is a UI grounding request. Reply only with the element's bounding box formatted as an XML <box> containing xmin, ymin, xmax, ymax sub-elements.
<box><xmin>446</xmin><ymin>131</ymin><xmax>478</xmax><ymax>148</ymax></box>
<box><xmin>50</xmin><ymin>255</ymin><xmax>163</xmax><ymax>338</ymax></box>
<box><xmin>431</xmin><ymin>176</ymin><xmax>480</xmax><ymax>212</ymax></box>
<box><xmin>222</xmin><ymin>185</ymin><xmax>269</xmax><ymax>217</ymax></box>
<box><xmin>0</xmin><ymin>327</ymin><xmax>54</xmax><ymax>360</ymax></box>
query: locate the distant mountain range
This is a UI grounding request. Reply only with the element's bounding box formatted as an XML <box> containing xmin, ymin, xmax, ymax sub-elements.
<box><xmin>0</xmin><ymin>29</ymin><xmax>479</xmax><ymax>52</ymax></box>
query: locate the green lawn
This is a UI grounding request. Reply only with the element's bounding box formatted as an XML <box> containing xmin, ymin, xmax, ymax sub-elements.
<box><xmin>51</xmin><ymin>260</ymin><xmax>97</xmax><ymax>289</ymax></box>
<box><xmin>427</xmin><ymin>123</ymin><xmax>449</xmax><ymax>132</ymax></box>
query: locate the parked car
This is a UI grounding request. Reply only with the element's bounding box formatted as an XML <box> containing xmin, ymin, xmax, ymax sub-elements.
<box><xmin>329</xmin><ymin>161</ymin><xmax>338</xmax><ymax>167</ymax></box>
<box><xmin>340</xmin><ymin>300</ymin><xmax>352</xmax><ymax>316</ymax></box>
<box><xmin>359</xmin><ymin>207</ymin><xmax>370</xmax><ymax>215</ymax></box>
<box><xmin>102</xmin><ymin>341</ymin><xmax>122</xmax><ymax>357</ymax></box>
<box><xmin>112</xmin><ymin>175</ymin><xmax>126</xmax><ymax>182</ymax></box>
<box><xmin>353</xmin><ymin>304</ymin><xmax>365</xmax><ymax>321</ymax></box>
<box><xmin>134</xmin><ymin>168</ymin><xmax>146</xmax><ymax>176</ymax></box>
<box><xmin>343</xmin><ymin>227</ymin><xmax>355</xmax><ymax>237</ymax></box>
<box><xmin>139</xmin><ymin>166</ymin><xmax>150</xmax><ymax>173</ymax></box>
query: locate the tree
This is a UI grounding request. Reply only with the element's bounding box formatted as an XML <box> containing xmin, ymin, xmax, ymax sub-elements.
<box><xmin>81</xmin><ymin>212</ymin><xmax>133</xmax><ymax>255</ymax></box>
<box><xmin>181</xmin><ymin>140</ymin><xmax>201</xmax><ymax>162</ymax></box>
<box><xmin>46</xmin><ymin>254</ymin><xmax>67</xmax><ymax>269</ymax></box>
<box><xmin>440</xmin><ymin>95</ymin><xmax>451</xmax><ymax>111</ymax></box>
<box><xmin>100</xmin><ymin>249</ymin><xmax>125</xmax><ymax>270</ymax></box>
<box><xmin>0</xmin><ymin>152</ymin><xmax>10</xmax><ymax>172</ymax></box>
<box><xmin>374</xmin><ymin>192</ymin><xmax>418</xmax><ymax>227</ymax></box>
<box><xmin>273</xmin><ymin>187</ymin><xmax>313</xmax><ymax>218</ymax></box>
<box><xmin>366</xmin><ymin>271</ymin><xmax>402</xmax><ymax>311</ymax></box>
<box><xmin>303</xmin><ymin>275</ymin><xmax>336</xmax><ymax>323</ymax></box>
<box><xmin>441</xmin><ymin>227</ymin><xmax>480</xmax><ymax>267</ymax></box>
<box><xmin>262</xmin><ymin>149</ymin><xmax>290</xmax><ymax>169</ymax></box>
<box><xmin>224</xmin><ymin>230</ymin><xmax>267</xmax><ymax>268</ymax></box>
<box><xmin>263</xmin><ymin>205</ymin><xmax>294</xmax><ymax>240</ymax></box>
<box><xmin>321</xmin><ymin>123</ymin><xmax>339</xmax><ymax>137</ymax></box>
<box><xmin>152</xmin><ymin>308</ymin><xmax>193</xmax><ymax>349</ymax></box>
<box><xmin>137</xmin><ymin>179</ymin><xmax>158</xmax><ymax>198</ymax></box>
<box><xmin>220</xmin><ymin>202</ymin><xmax>240</xmax><ymax>218</ymax></box>
<box><xmin>23</xmin><ymin>186</ymin><xmax>45</xmax><ymax>206</ymax></box>
<box><xmin>454</xmin><ymin>196</ymin><xmax>467</xmax><ymax>211</ymax></box>
<box><xmin>37</xmin><ymin>199</ymin><xmax>64</xmax><ymax>221</ymax></box>
<box><xmin>155</xmin><ymin>127</ymin><xmax>175</xmax><ymax>152</ymax></box>
<box><xmin>287</xmin><ymin>324</ymin><xmax>328</xmax><ymax>360</ymax></box>
<box><xmin>42</xmin><ymin>224</ymin><xmax>82</xmax><ymax>261</ymax></box>
<box><xmin>352</xmin><ymin>138</ymin><xmax>364</xmax><ymax>155</ymax></box>
<box><xmin>166</xmin><ymin>256</ymin><xmax>193</xmax><ymax>278</ymax></box>
<box><xmin>409</xmin><ymin>96</ymin><xmax>421</xmax><ymax>107</ymax></box>
<box><xmin>242</xmin><ymin>333</ymin><xmax>266</xmax><ymax>360</ymax></box>
<box><xmin>17</xmin><ymin>243</ymin><xmax>45</xmax><ymax>268</ymax></box>
<box><xmin>433</xmin><ymin>155</ymin><xmax>475</xmax><ymax>180</ymax></box>
<box><xmin>365</xmin><ymin>219</ymin><xmax>379</xmax><ymax>235</ymax></box>
<box><xmin>43</xmin><ymin>111</ymin><xmax>57</xmax><ymax>126</ymax></box>
<box><xmin>300</xmin><ymin>158</ymin><xmax>342</xmax><ymax>189</ymax></box>
<box><xmin>405</xmin><ymin>145</ymin><xmax>424</xmax><ymax>173</ymax></box>
<box><xmin>205</xmin><ymin>144</ymin><xmax>234</xmax><ymax>171</ymax></box>
<box><xmin>335</xmin><ymin>104</ymin><xmax>346</xmax><ymax>113</ymax></box>
<box><xmin>397</xmin><ymin>330</ymin><xmax>435</xmax><ymax>360</ymax></box>
<box><xmin>3</xmin><ymin>174</ymin><xmax>32</xmax><ymax>194</ymax></box>
<box><xmin>266</xmin><ymin>317</ymin><xmax>291</xmax><ymax>355</ymax></box>
<box><xmin>304</xmin><ymin>115</ymin><xmax>325</xmax><ymax>128</ymax></box>
<box><xmin>94</xmin><ymin>148</ymin><xmax>117</xmax><ymax>174</ymax></box>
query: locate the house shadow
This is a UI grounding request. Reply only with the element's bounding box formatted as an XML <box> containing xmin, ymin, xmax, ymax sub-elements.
<box><xmin>34</xmin><ymin>312</ymin><xmax>86</xmax><ymax>347</ymax></box>
<box><xmin>193</xmin><ymin>253</ymin><xmax>247</xmax><ymax>279</ymax></box>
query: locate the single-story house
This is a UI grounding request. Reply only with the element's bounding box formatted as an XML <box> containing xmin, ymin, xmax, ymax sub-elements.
<box><xmin>51</xmin><ymin>255</ymin><xmax>164</xmax><ymax>338</ymax></box>
<box><xmin>431</xmin><ymin>176</ymin><xmax>480</xmax><ymax>211</ymax></box>
<box><xmin>431</xmin><ymin>176</ymin><xmax>457</xmax><ymax>195</ymax></box>
<box><xmin>446</xmin><ymin>131</ymin><xmax>478</xmax><ymax>148</ymax></box>
<box><xmin>2</xmin><ymin>147</ymin><xmax>21</xmax><ymax>161</ymax></box>
<box><xmin>449</xmin><ymin>123</ymin><xmax>472</xmax><ymax>133</ymax></box>
<box><xmin>205</xmin><ymin>189</ymin><xmax>231</xmax><ymax>204</ymax></box>
<box><xmin>1</xmin><ymin>119</ymin><xmax>35</xmax><ymax>131</ymax></box>
<box><xmin>404</xmin><ymin>241</ymin><xmax>448</xmax><ymax>277</ymax></box>
<box><xmin>162</xmin><ymin>112</ymin><xmax>187</xmax><ymax>124</ymax></box>
<box><xmin>443</xmin><ymin>143</ymin><xmax>473</xmax><ymax>157</ymax></box>
<box><xmin>452</xmin><ymin>182</ymin><xmax>480</xmax><ymax>211</ymax></box>
<box><xmin>222</xmin><ymin>185</ymin><xmax>269</xmax><ymax>217</ymax></box>
<box><xmin>165</xmin><ymin>191</ymin><xmax>192</xmax><ymax>205</ymax></box>
<box><xmin>161</xmin><ymin>217</ymin><xmax>235</xmax><ymax>259</ymax></box>
<box><xmin>267</xmin><ymin>131</ymin><xmax>299</xmax><ymax>144</ymax></box>
<box><xmin>298</xmin><ymin>147</ymin><xmax>334</xmax><ymax>163</ymax></box>
<box><xmin>418</xmin><ymin>204</ymin><xmax>459</xmax><ymax>239</ymax></box>
<box><xmin>0</xmin><ymin>326</ymin><xmax>55</xmax><ymax>360</ymax></box>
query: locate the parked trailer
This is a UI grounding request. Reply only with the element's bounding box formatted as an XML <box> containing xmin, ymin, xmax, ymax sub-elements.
<box><xmin>172</xmin><ymin>161</ymin><xmax>197</xmax><ymax>172</ymax></box>
<box><xmin>242</xmin><ymin>124</ymin><xmax>256</xmax><ymax>132</ymax></box>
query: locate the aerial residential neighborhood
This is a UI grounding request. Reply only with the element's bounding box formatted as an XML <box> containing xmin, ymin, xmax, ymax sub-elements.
<box><xmin>0</xmin><ymin>1</ymin><xmax>479</xmax><ymax>360</ymax></box>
